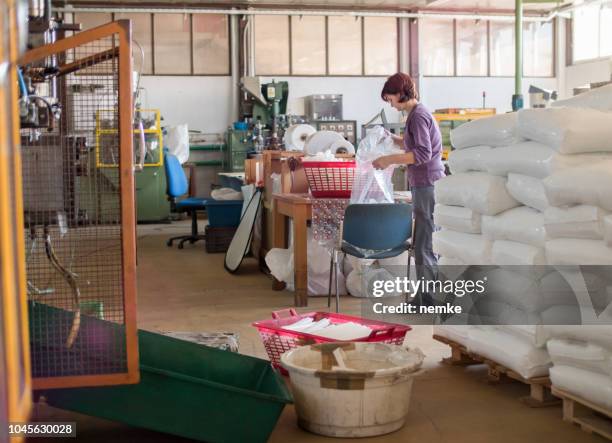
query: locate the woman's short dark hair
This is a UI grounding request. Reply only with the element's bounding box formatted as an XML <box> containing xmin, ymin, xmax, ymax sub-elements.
<box><xmin>381</xmin><ymin>72</ymin><xmax>418</xmax><ymax>102</ymax></box>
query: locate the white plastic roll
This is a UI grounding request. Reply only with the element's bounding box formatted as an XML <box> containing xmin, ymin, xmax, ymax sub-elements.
<box><xmin>304</xmin><ymin>131</ymin><xmax>345</xmax><ymax>156</ymax></box>
<box><xmin>329</xmin><ymin>139</ymin><xmax>355</xmax><ymax>155</ymax></box>
<box><xmin>283</xmin><ymin>124</ymin><xmax>316</xmax><ymax>151</ymax></box>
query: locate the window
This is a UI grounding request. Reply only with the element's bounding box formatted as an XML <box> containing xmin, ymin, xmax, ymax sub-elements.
<box><xmin>153</xmin><ymin>14</ymin><xmax>191</xmax><ymax>74</ymax></box>
<box><xmin>601</xmin><ymin>5</ymin><xmax>612</xmax><ymax>57</ymax></box>
<box><xmin>421</xmin><ymin>19</ymin><xmax>454</xmax><ymax>76</ymax></box>
<box><xmin>255</xmin><ymin>15</ymin><xmax>289</xmax><ymax>75</ymax></box>
<box><xmin>114</xmin><ymin>12</ymin><xmax>153</xmax><ymax>74</ymax></box>
<box><xmin>328</xmin><ymin>16</ymin><xmax>362</xmax><ymax>75</ymax></box>
<box><xmin>456</xmin><ymin>19</ymin><xmax>488</xmax><ymax>76</ymax></box>
<box><xmin>193</xmin><ymin>15</ymin><xmax>230</xmax><ymax>75</ymax></box>
<box><xmin>524</xmin><ymin>21</ymin><xmax>554</xmax><ymax>77</ymax></box>
<box><xmin>291</xmin><ymin>16</ymin><xmax>326</xmax><ymax>75</ymax></box>
<box><xmin>573</xmin><ymin>4</ymin><xmax>599</xmax><ymax>62</ymax></box>
<box><xmin>490</xmin><ymin>21</ymin><xmax>515</xmax><ymax>76</ymax></box>
<box><xmin>364</xmin><ymin>17</ymin><xmax>398</xmax><ymax>75</ymax></box>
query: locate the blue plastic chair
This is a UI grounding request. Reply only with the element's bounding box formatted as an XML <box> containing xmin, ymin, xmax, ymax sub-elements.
<box><xmin>164</xmin><ymin>153</ymin><xmax>207</xmax><ymax>249</ymax></box>
<box><xmin>328</xmin><ymin>203</ymin><xmax>414</xmax><ymax>312</ymax></box>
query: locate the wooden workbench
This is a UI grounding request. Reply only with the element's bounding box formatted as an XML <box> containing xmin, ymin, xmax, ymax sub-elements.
<box><xmin>271</xmin><ymin>192</ymin><xmax>412</xmax><ymax>307</ymax></box>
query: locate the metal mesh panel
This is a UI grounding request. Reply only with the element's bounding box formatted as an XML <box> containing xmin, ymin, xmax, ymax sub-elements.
<box><xmin>21</xmin><ymin>32</ymin><xmax>128</xmax><ymax>378</ymax></box>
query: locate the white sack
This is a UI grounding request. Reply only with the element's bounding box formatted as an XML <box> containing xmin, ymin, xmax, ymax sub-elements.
<box><xmin>547</xmin><ymin>339</ymin><xmax>612</xmax><ymax>377</ymax></box>
<box><xmin>474</xmin><ymin>299</ymin><xmax>533</xmax><ymax>324</ymax></box>
<box><xmin>543</xmin><ymin>161</ymin><xmax>612</xmax><ymax>211</ymax></box>
<box><xmin>492</xmin><ymin>240</ymin><xmax>547</xmax><ymax>266</ymax></box>
<box><xmin>483</xmin><ymin>141</ymin><xmax>610</xmax><ymax>179</ymax></box>
<box><xmin>467</xmin><ymin>327</ymin><xmax>551</xmax><ymax>379</ymax></box>
<box><xmin>433</xmin><ymin>230</ymin><xmax>492</xmax><ymax>265</ymax></box>
<box><xmin>604</xmin><ymin>215</ymin><xmax>612</xmax><ymax>247</ymax></box>
<box><xmin>438</xmin><ymin>256</ymin><xmax>467</xmax><ymax>266</ymax></box>
<box><xmin>546</xmin><ymin>239</ymin><xmax>612</xmax><ymax>265</ymax></box>
<box><xmin>518</xmin><ymin>107</ymin><xmax>612</xmax><ymax>154</ymax></box>
<box><xmin>433</xmin><ymin>325</ymin><xmax>472</xmax><ymax>347</ymax></box>
<box><xmin>450</xmin><ymin>113</ymin><xmax>521</xmax><ymax>149</ymax></box>
<box><xmin>447</xmin><ymin>146</ymin><xmax>491</xmax><ymax>173</ymax></box>
<box><xmin>552</xmin><ymin>83</ymin><xmax>612</xmax><ymax>112</ymax></box>
<box><xmin>544</xmin><ymin>205</ymin><xmax>609</xmax><ymax>240</ymax></box>
<box><xmin>434</xmin><ymin>204</ymin><xmax>482</xmax><ymax>234</ymax></box>
<box><xmin>434</xmin><ymin>172</ymin><xmax>519</xmax><ymax>216</ymax></box>
<box><xmin>475</xmin><ymin>268</ymin><xmax>542</xmax><ymax>313</ymax></box>
<box><xmin>265</xmin><ymin>248</ymin><xmax>294</xmax><ymax>283</ymax></box>
<box><xmin>211</xmin><ymin>187</ymin><xmax>243</xmax><ymax>201</ymax></box>
<box><xmin>501</xmin><ymin>325</ymin><xmax>550</xmax><ymax>348</ymax></box>
<box><xmin>550</xmin><ymin>365</ymin><xmax>612</xmax><ymax>410</ymax></box>
<box><xmin>506</xmin><ymin>173</ymin><xmax>549</xmax><ymax>212</ymax></box>
<box><xmin>542</xmin><ymin>325</ymin><xmax>612</xmax><ymax>350</ymax></box>
<box><xmin>346</xmin><ymin>270</ymin><xmax>364</xmax><ymax>298</ymax></box>
<box><xmin>165</xmin><ymin>124</ymin><xmax>189</xmax><ymax>164</ymax></box>
<box><xmin>482</xmin><ymin>206</ymin><xmax>546</xmax><ymax>247</ymax></box>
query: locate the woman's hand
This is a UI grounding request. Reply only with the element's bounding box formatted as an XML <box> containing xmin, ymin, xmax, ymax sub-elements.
<box><xmin>372</xmin><ymin>156</ymin><xmax>392</xmax><ymax>170</ymax></box>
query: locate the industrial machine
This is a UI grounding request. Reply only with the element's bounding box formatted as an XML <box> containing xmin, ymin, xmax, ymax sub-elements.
<box><xmin>226</xmin><ymin>77</ymin><xmax>291</xmax><ymax>171</ymax></box>
<box><xmin>305</xmin><ymin>94</ymin><xmax>343</xmax><ymax>121</ymax></box>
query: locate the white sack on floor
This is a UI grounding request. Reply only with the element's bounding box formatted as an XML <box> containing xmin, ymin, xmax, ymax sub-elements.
<box><xmin>433</xmin><ymin>325</ymin><xmax>472</xmax><ymax>346</ymax></box>
<box><xmin>467</xmin><ymin>327</ymin><xmax>551</xmax><ymax>379</ymax></box>
<box><xmin>308</xmin><ymin>270</ymin><xmax>346</xmax><ymax>296</ymax></box>
<box><xmin>434</xmin><ymin>204</ymin><xmax>482</xmax><ymax>234</ymax></box>
<box><xmin>501</xmin><ymin>325</ymin><xmax>550</xmax><ymax>348</ymax></box>
<box><xmin>552</xmin><ymin>83</ymin><xmax>612</xmax><ymax>111</ymax></box>
<box><xmin>265</xmin><ymin>248</ymin><xmax>294</xmax><ymax>283</ymax></box>
<box><xmin>550</xmin><ymin>365</ymin><xmax>612</xmax><ymax>410</ymax></box>
<box><xmin>541</xmin><ymin>326</ymin><xmax>612</xmax><ymax>351</ymax></box>
<box><xmin>547</xmin><ymin>339</ymin><xmax>612</xmax><ymax>377</ymax></box>
<box><xmin>544</xmin><ymin>161</ymin><xmax>612</xmax><ymax>211</ymax></box>
<box><xmin>518</xmin><ymin>107</ymin><xmax>612</xmax><ymax>154</ymax></box>
<box><xmin>482</xmin><ymin>206</ymin><xmax>546</xmax><ymax>247</ymax></box>
<box><xmin>434</xmin><ymin>172</ymin><xmax>519</xmax><ymax>216</ymax></box>
<box><xmin>482</xmin><ymin>141</ymin><xmax>610</xmax><ymax>179</ymax></box>
<box><xmin>450</xmin><ymin>113</ymin><xmax>521</xmax><ymax>149</ymax></box>
<box><xmin>545</xmin><ymin>239</ymin><xmax>612</xmax><ymax>265</ymax></box>
<box><xmin>604</xmin><ymin>215</ymin><xmax>612</xmax><ymax>247</ymax></box>
<box><xmin>433</xmin><ymin>230</ymin><xmax>493</xmax><ymax>265</ymax></box>
<box><xmin>447</xmin><ymin>146</ymin><xmax>491</xmax><ymax>173</ymax></box>
<box><xmin>544</xmin><ymin>205</ymin><xmax>609</xmax><ymax>240</ymax></box>
<box><xmin>492</xmin><ymin>240</ymin><xmax>546</xmax><ymax>266</ymax></box>
<box><xmin>506</xmin><ymin>173</ymin><xmax>549</xmax><ymax>212</ymax></box>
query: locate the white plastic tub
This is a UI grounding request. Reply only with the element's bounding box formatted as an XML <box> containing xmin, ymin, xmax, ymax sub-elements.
<box><xmin>281</xmin><ymin>342</ymin><xmax>424</xmax><ymax>438</ymax></box>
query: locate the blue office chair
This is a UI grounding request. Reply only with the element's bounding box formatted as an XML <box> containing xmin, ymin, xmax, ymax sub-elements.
<box><xmin>164</xmin><ymin>152</ymin><xmax>207</xmax><ymax>249</ymax></box>
<box><xmin>328</xmin><ymin>203</ymin><xmax>414</xmax><ymax>312</ymax></box>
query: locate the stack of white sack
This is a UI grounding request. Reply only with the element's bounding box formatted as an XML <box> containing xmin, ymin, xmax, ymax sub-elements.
<box><xmin>433</xmin><ymin>325</ymin><xmax>551</xmax><ymax>379</ymax></box>
<box><xmin>265</xmin><ymin>228</ymin><xmax>346</xmax><ymax>296</ymax></box>
<box><xmin>543</xmin><ymin>325</ymin><xmax>612</xmax><ymax>410</ymax></box>
<box><xmin>514</xmin><ymin>106</ymin><xmax>612</xmax><ymax>266</ymax></box>
<box><xmin>435</xmin><ymin>113</ymin><xmax>522</xmax><ymax>265</ymax></box>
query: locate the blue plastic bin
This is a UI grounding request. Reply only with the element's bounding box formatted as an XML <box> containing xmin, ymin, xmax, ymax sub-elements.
<box><xmin>205</xmin><ymin>199</ymin><xmax>243</xmax><ymax>227</ymax></box>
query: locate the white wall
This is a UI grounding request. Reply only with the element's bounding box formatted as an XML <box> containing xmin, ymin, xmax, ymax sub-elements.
<box><xmin>564</xmin><ymin>58</ymin><xmax>612</xmax><ymax>97</ymax></box>
<box><xmin>139</xmin><ymin>76</ymin><xmax>233</xmax><ymax>134</ymax></box>
<box><xmin>420</xmin><ymin>77</ymin><xmax>559</xmax><ymax>113</ymax></box>
<box><xmin>260</xmin><ymin>76</ymin><xmax>402</xmax><ymax>133</ymax></box>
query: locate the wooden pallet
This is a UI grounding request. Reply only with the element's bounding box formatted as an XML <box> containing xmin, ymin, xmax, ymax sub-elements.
<box><xmin>433</xmin><ymin>334</ymin><xmax>559</xmax><ymax>407</ymax></box>
<box><xmin>552</xmin><ymin>387</ymin><xmax>612</xmax><ymax>441</ymax></box>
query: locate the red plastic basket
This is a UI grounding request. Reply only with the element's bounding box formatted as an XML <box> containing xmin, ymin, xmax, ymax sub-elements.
<box><xmin>252</xmin><ymin>309</ymin><xmax>412</xmax><ymax>373</ymax></box>
<box><xmin>302</xmin><ymin>160</ymin><xmax>356</xmax><ymax>198</ymax></box>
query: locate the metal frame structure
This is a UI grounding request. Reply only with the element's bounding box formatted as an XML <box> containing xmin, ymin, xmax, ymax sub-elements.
<box><xmin>19</xmin><ymin>20</ymin><xmax>139</xmax><ymax>390</ymax></box>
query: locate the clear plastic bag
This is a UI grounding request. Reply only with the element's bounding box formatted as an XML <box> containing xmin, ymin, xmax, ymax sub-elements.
<box><xmin>165</xmin><ymin>124</ymin><xmax>189</xmax><ymax>164</ymax></box>
<box><xmin>350</xmin><ymin>126</ymin><xmax>402</xmax><ymax>204</ymax></box>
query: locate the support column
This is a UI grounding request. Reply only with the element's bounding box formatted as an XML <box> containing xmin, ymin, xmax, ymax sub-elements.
<box><xmin>512</xmin><ymin>0</ymin><xmax>524</xmax><ymax>111</ymax></box>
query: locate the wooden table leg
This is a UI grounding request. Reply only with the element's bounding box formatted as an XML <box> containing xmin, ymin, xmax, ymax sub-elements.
<box><xmin>293</xmin><ymin>205</ymin><xmax>308</xmax><ymax>307</ymax></box>
<box><xmin>271</xmin><ymin>202</ymin><xmax>287</xmax><ymax>291</ymax></box>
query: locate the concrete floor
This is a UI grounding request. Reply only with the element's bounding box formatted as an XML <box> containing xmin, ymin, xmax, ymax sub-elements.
<box><xmin>29</xmin><ymin>220</ymin><xmax>603</xmax><ymax>443</ymax></box>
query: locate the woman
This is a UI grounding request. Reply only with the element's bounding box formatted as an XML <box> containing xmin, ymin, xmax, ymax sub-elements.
<box><xmin>373</xmin><ymin>72</ymin><xmax>445</xmax><ymax>306</ymax></box>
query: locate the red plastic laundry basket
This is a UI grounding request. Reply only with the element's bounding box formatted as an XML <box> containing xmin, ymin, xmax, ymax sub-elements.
<box><xmin>302</xmin><ymin>160</ymin><xmax>356</xmax><ymax>198</ymax></box>
<box><xmin>253</xmin><ymin>309</ymin><xmax>412</xmax><ymax>373</ymax></box>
